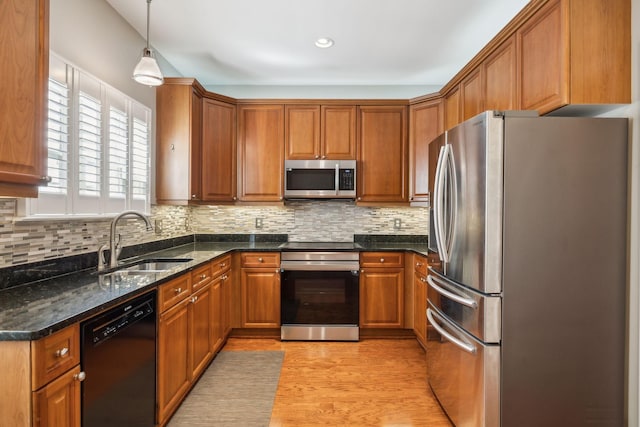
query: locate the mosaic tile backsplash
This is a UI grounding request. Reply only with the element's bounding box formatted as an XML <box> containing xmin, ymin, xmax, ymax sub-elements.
<box><xmin>0</xmin><ymin>199</ymin><xmax>428</xmax><ymax>268</ymax></box>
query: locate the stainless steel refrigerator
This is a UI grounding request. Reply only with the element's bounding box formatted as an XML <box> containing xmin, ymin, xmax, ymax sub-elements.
<box><xmin>426</xmin><ymin>111</ymin><xmax>627</xmax><ymax>427</ymax></box>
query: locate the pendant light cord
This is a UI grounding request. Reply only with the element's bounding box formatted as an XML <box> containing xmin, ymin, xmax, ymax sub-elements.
<box><xmin>145</xmin><ymin>0</ymin><xmax>151</xmax><ymax>50</ymax></box>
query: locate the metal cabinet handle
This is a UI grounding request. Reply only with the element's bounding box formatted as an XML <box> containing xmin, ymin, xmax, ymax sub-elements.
<box><xmin>74</xmin><ymin>371</ymin><xmax>86</xmax><ymax>382</ymax></box>
<box><xmin>55</xmin><ymin>347</ymin><xmax>69</xmax><ymax>358</ymax></box>
<box><xmin>200</xmin><ymin>274</ymin><xmax>207</xmax><ymax>280</ymax></box>
<box><xmin>380</xmin><ymin>258</ymin><xmax>385</xmax><ymax>263</ymax></box>
<box><xmin>174</xmin><ymin>287</ymin><xmax>182</xmax><ymax>294</ymax></box>
<box><xmin>416</xmin><ymin>262</ymin><xmax>423</xmax><ymax>267</ymax></box>
<box><xmin>258</xmin><ymin>257</ymin><xmax>263</xmax><ymax>263</ymax></box>
<box><xmin>220</xmin><ymin>263</ymin><xmax>226</xmax><ymax>267</ymax></box>
<box><xmin>191</xmin><ymin>296</ymin><xmax>198</xmax><ymax>303</ymax></box>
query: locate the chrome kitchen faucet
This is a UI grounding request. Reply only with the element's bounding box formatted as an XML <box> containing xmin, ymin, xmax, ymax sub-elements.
<box><xmin>98</xmin><ymin>210</ymin><xmax>153</xmax><ymax>271</ymax></box>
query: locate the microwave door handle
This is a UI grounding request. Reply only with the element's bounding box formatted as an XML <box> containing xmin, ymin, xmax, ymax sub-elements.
<box><xmin>335</xmin><ymin>163</ymin><xmax>339</xmax><ymax>196</ymax></box>
<box><xmin>427</xmin><ymin>274</ymin><xmax>478</xmax><ymax>309</ymax></box>
<box><xmin>427</xmin><ymin>308</ymin><xmax>477</xmax><ymax>354</ymax></box>
<box><xmin>433</xmin><ymin>146</ymin><xmax>447</xmax><ymax>261</ymax></box>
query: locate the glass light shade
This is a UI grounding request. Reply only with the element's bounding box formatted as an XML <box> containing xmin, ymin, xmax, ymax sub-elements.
<box><xmin>133</xmin><ymin>48</ymin><xmax>164</xmax><ymax>86</ymax></box>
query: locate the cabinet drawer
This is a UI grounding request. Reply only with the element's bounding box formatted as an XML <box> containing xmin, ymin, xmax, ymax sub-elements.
<box><xmin>31</xmin><ymin>324</ymin><xmax>80</xmax><ymax>390</ymax></box>
<box><xmin>414</xmin><ymin>254</ymin><xmax>428</xmax><ymax>276</ymax></box>
<box><xmin>191</xmin><ymin>263</ymin><xmax>213</xmax><ymax>292</ymax></box>
<box><xmin>360</xmin><ymin>252</ymin><xmax>404</xmax><ymax>268</ymax></box>
<box><xmin>241</xmin><ymin>252</ymin><xmax>280</xmax><ymax>268</ymax></box>
<box><xmin>158</xmin><ymin>274</ymin><xmax>192</xmax><ymax>313</ymax></box>
<box><xmin>211</xmin><ymin>254</ymin><xmax>231</xmax><ymax>277</ymax></box>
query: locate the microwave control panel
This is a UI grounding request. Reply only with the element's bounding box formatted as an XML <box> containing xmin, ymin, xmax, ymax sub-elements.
<box><xmin>339</xmin><ymin>169</ymin><xmax>355</xmax><ymax>190</ymax></box>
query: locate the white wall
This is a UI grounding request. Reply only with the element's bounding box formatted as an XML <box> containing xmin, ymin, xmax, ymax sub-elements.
<box><xmin>49</xmin><ymin>0</ymin><xmax>180</xmax><ymax>109</ymax></box>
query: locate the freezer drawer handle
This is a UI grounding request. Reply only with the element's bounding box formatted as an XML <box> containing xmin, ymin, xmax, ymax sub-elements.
<box><xmin>427</xmin><ymin>308</ymin><xmax>477</xmax><ymax>354</ymax></box>
<box><xmin>427</xmin><ymin>275</ymin><xmax>477</xmax><ymax>309</ymax></box>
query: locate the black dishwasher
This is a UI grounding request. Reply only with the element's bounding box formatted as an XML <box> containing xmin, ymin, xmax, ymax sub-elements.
<box><xmin>81</xmin><ymin>291</ymin><xmax>157</xmax><ymax>426</ymax></box>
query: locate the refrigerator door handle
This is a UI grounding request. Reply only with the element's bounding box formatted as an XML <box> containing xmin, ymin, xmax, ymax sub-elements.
<box><xmin>433</xmin><ymin>145</ymin><xmax>447</xmax><ymax>261</ymax></box>
<box><xmin>443</xmin><ymin>144</ymin><xmax>457</xmax><ymax>261</ymax></box>
<box><xmin>427</xmin><ymin>308</ymin><xmax>477</xmax><ymax>354</ymax></box>
<box><xmin>427</xmin><ymin>274</ymin><xmax>478</xmax><ymax>309</ymax></box>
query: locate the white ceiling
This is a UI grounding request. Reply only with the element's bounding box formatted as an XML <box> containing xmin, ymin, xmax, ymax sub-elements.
<box><xmin>106</xmin><ymin>0</ymin><xmax>530</xmax><ymax>97</ymax></box>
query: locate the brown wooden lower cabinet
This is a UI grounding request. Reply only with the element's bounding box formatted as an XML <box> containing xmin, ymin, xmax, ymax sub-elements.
<box><xmin>240</xmin><ymin>252</ymin><xmax>281</xmax><ymax>328</ymax></box>
<box><xmin>0</xmin><ymin>324</ymin><xmax>83</xmax><ymax>427</ymax></box>
<box><xmin>359</xmin><ymin>252</ymin><xmax>405</xmax><ymax>328</ymax></box>
<box><xmin>413</xmin><ymin>254</ymin><xmax>428</xmax><ymax>348</ymax></box>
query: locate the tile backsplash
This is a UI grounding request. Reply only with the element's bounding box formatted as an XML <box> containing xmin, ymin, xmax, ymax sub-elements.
<box><xmin>0</xmin><ymin>199</ymin><xmax>428</xmax><ymax>268</ymax></box>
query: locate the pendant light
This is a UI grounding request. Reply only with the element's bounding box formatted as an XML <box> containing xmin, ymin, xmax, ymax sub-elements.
<box><xmin>133</xmin><ymin>0</ymin><xmax>163</xmax><ymax>86</ymax></box>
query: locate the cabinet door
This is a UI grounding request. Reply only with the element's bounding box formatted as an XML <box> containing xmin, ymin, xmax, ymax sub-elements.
<box><xmin>484</xmin><ymin>35</ymin><xmax>517</xmax><ymax>111</ymax></box>
<box><xmin>359</xmin><ymin>268</ymin><xmax>404</xmax><ymax>328</ymax></box>
<box><xmin>409</xmin><ymin>100</ymin><xmax>443</xmax><ymax>204</ymax></box>
<box><xmin>189</xmin><ymin>284</ymin><xmax>213</xmax><ymax>380</ymax></box>
<box><xmin>202</xmin><ymin>99</ymin><xmax>237</xmax><ymax>202</ymax></box>
<box><xmin>517</xmin><ymin>0</ymin><xmax>569</xmax><ymax>113</ymax></box>
<box><xmin>321</xmin><ymin>105</ymin><xmax>357</xmax><ymax>159</ymax></box>
<box><xmin>444</xmin><ymin>86</ymin><xmax>461</xmax><ymax>131</ymax></box>
<box><xmin>32</xmin><ymin>366</ymin><xmax>81</xmax><ymax>427</ymax></box>
<box><xmin>210</xmin><ymin>275</ymin><xmax>224</xmax><ymax>353</ymax></box>
<box><xmin>413</xmin><ymin>270</ymin><xmax>427</xmax><ymax>348</ymax></box>
<box><xmin>221</xmin><ymin>271</ymin><xmax>233</xmax><ymax>338</ymax></box>
<box><xmin>238</xmin><ymin>105</ymin><xmax>284</xmax><ymax>202</ymax></box>
<box><xmin>157</xmin><ymin>298</ymin><xmax>190</xmax><ymax>425</ymax></box>
<box><xmin>241</xmin><ymin>268</ymin><xmax>281</xmax><ymax>327</ymax></box>
<box><xmin>0</xmin><ymin>0</ymin><xmax>48</xmax><ymax>197</ymax></box>
<box><xmin>357</xmin><ymin>106</ymin><xmax>408</xmax><ymax>203</ymax></box>
<box><xmin>156</xmin><ymin>84</ymin><xmax>203</xmax><ymax>204</ymax></box>
<box><xmin>460</xmin><ymin>68</ymin><xmax>484</xmax><ymax>121</ymax></box>
<box><xmin>285</xmin><ymin>105</ymin><xmax>320</xmax><ymax>159</ymax></box>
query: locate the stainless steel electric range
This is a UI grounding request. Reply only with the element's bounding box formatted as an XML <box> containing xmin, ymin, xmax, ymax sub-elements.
<box><xmin>279</xmin><ymin>242</ymin><xmax>362</xmax><ymax>341</ymax></box>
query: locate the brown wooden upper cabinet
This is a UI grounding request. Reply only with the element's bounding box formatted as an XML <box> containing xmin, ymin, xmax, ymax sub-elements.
<box><xmin>285</xmin><ymin>105</ymin><xmax>357</xmax><ymax>160</ymax></box>
<box><xmin>517</xmin><ymin>0</ymin><xmax>630</xmax><ymax>114</ymax></box>
<box><xmin>409</xmin><ymin>99</ymin><xmax>443</xmax><ymax>205</ymax></box>
<box><xmin>484</xmin><ymin>34</ymin><xmax>517</xmax><ymax>111</ymax></box>
<box><xmin>237</xmin><ymin>104</ymin><xmax>285</xmax><ymax>202</ymax></box>
<box><xmin>357</xmin><ymin>106</ymin><xmax>408</xmax><ymax>204</ymax></box>
<box><xmin>443</xmin><ymin>87</ymin><xmax>460</xmax><ymax>131</ymax></box>
<box><xmin>156</xmin><ymin>79</ymin><xmax>203</xmax><ymax>204</ymax></box>
<box><xmin>0</xmin><ymin>0</ymin><xmax>49</xmax><ymax>197</ymax></box>
<box><xmin>460</xmin><ymin>67</ymin><xmax>484</xmax><ymax>122</ymax></box>
<box><xmin>202</xmin><ymin>99</ymin><xmax>237</xmax><ymax>203</ymax></box>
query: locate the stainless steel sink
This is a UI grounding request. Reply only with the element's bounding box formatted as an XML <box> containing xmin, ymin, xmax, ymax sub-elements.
<box><xmin>98</xmin><ymin>258</ymin><xmax>193</xmax><ymax>275</ymax></box>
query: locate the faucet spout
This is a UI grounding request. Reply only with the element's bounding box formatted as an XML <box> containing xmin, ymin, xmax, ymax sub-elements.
<box><xmin>109</xmin><ymin>210</ymin><xmax>153</xmax><ymax>268</ymax></box>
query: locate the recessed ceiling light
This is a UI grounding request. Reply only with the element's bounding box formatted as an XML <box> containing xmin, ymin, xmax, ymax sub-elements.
<box><xmin>315</xmin><ymin>37</ymin><xmax>334</xmax><ymax>48</ymax></box>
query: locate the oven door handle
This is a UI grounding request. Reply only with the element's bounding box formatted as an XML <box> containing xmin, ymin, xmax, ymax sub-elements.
<box><xmin>427</xmin><ymin>308</ymin><xmax>477</xmax><ymax>354</ymax></box>
<box><xmin>280</xmin><ymin>261</ymin><xmax>360</xmax><ymax>272</ymax></box>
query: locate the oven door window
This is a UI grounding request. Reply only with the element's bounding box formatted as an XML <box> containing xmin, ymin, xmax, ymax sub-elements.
<box><xmin>281</xmin><ymin>270</ymin><xmax>359</xmax><ymax>325</ymax></box>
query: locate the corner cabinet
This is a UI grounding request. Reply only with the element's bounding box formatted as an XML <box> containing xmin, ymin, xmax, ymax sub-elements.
<box><xmin>357</xmin><ymin>106</ymin><xmax>408</xmax><ymax>204</ymax></box>
<box><xmin>0</xmin><ymin>324</ymin><xmax>83</xmax><ymax>427</ymax></box>
<box><xmin>202</xmin><ymin>99</ymin><xmax>237</xmax><ymax>202</ymax></box>
<box><xmin>359</xmin><ymin>252</ymin><xmax>404</xmax><ymax>328</ymax></box>
<box><xmin>237</xmin><ymin>105</ymin><xmax>285</xmax><ymax>202</ymax></box>
<box><xmin>156</xmin><ymin>79</ymin><xmax>203</xmax><ymax>204</ymax></box>
<box><xmin>0</xmin><ymin>0</ymin><xmax>50</xmax><ymax>197</ymax></box>
<box><xmin>409</xmin><ymin>99</ymin><xmax>443</xmax><ymax>204</ymax></box>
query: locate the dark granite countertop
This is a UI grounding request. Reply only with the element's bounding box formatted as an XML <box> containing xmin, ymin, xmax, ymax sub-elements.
<box><xmin>0</xmin><ymin>236</ymin><xmax>429</xmax><ymax>341</ymax></box>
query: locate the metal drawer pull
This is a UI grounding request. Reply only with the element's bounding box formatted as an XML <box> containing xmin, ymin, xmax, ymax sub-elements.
<box><xmin>380</xmin><ymin>258</ymin><xmax>385</xmax><ymax>263</ymax></box>
<box><xmin>191</xmin><ymin>296</ymin><xmax>198</xmax><ymax>303</ymax></box>
<box><xmin>200</xmin><ymin>274</ymin><xmax>207</xmax><ymax>280</ymax></box>
<box><xmin>74</xmin><ymin>371</ymin><xmax>86</xmax><ymax>382</ymax></box>
<box><xmin>55</xmin><ymin>347</ymin><xmax>69</xmax><ymax>358</ymax></box>
<box><xmin>427</xmin><ymin>275</ymin><xmax>477</xmax><ymax>309</ymax></box>
<box><xmin>174</xmin><ymin>287</ymin><xmax>182</xmax><ymax>294</ymax></box>
<box><xmin>427</xmin><ymin>308</ymin><xmax>476</xmax><ymax>354</ymax></box>
<box><xmin>258</xmin><ymin>257</ymin><xmax>264</xmax><ymax>262</ymax></box>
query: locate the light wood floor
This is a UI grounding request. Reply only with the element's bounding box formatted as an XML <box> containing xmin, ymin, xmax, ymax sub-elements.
<box><xmin>222</xmin><ymin>337</ymin><xmax>453</xmax><ymax>426</ymax></box>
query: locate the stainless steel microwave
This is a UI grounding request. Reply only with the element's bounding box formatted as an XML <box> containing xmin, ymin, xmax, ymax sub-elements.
<box><xmin>284</xmin><ymin>159</ymin><xmax>356</xmax><ymax>199</ymax></box>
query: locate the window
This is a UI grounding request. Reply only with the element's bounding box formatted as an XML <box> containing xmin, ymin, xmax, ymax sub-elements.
<box><xmin>28</xmin><ymin>54</ymin><xmax>151</xmax><ymax>216</ymax></box>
